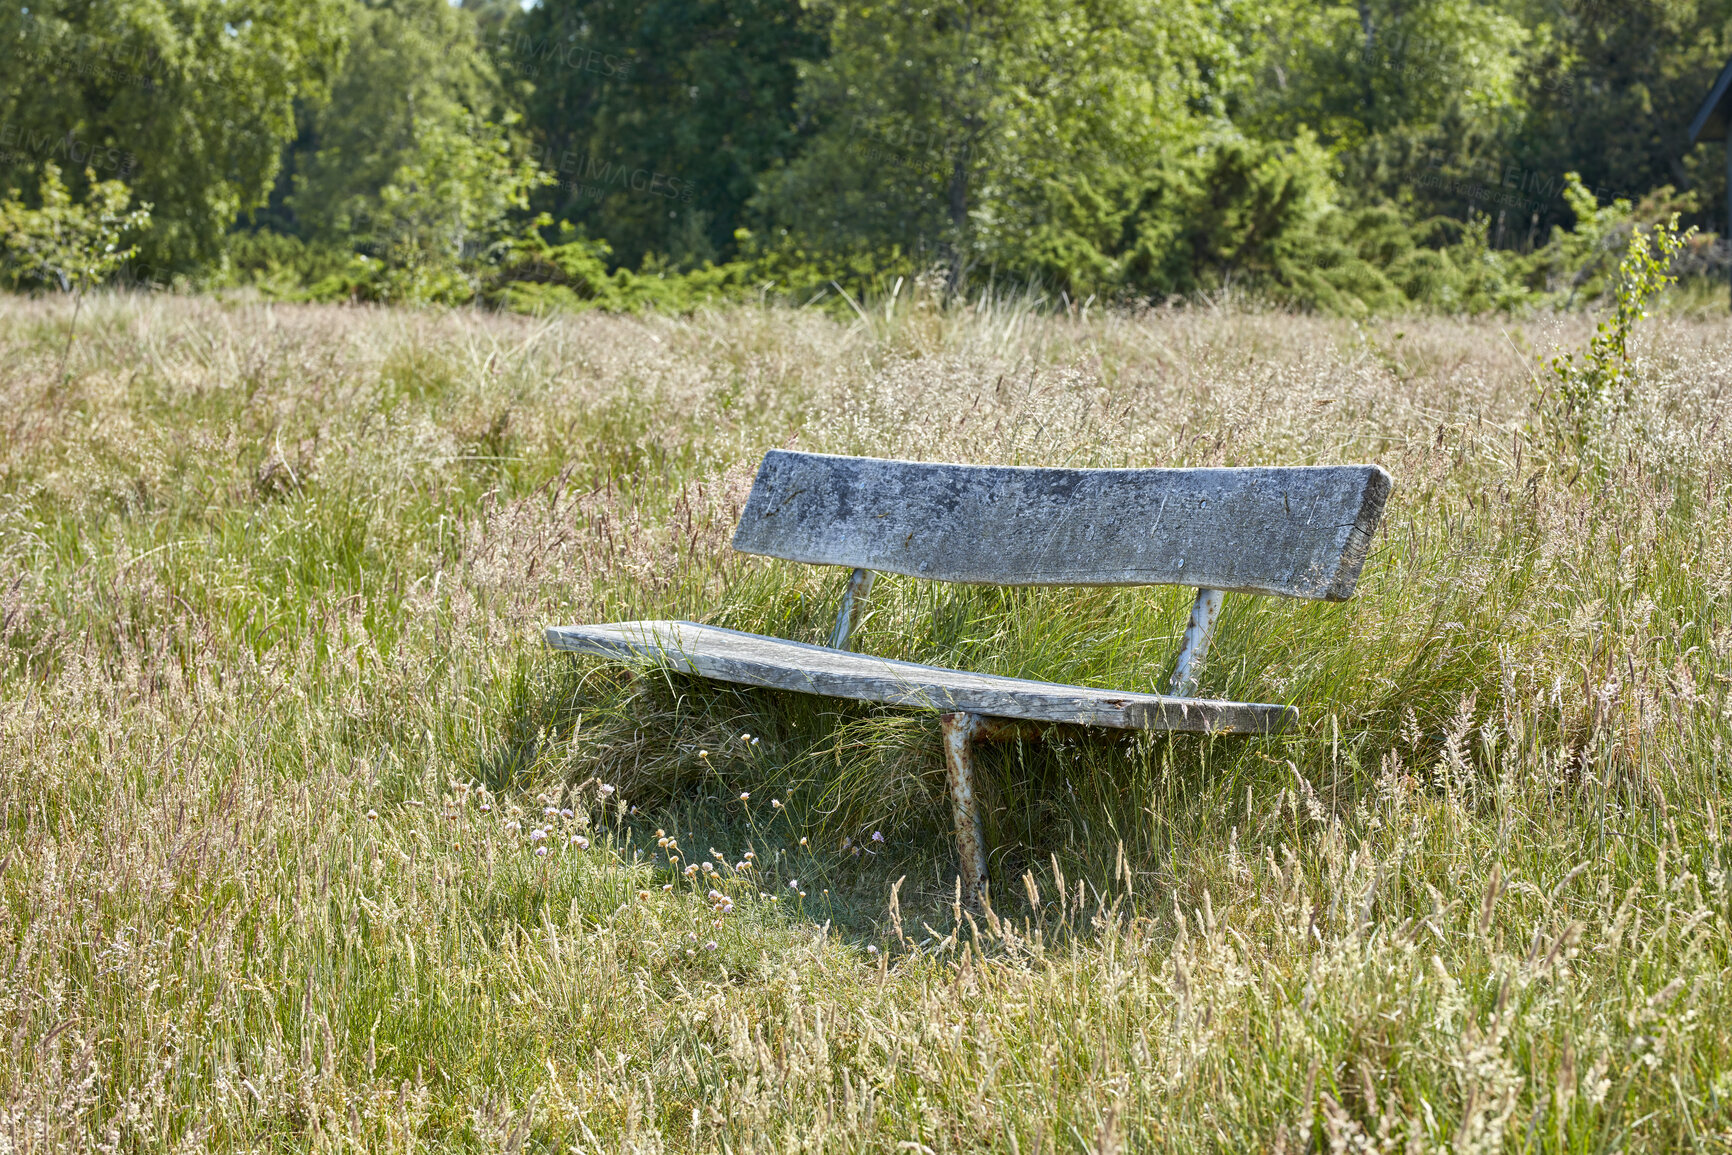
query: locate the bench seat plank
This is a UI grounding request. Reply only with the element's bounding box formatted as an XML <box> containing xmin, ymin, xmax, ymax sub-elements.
<box><xmin>545</xmin><ymin>621</ymin><xmax>1296</xmax><ymax>734</ymax></box>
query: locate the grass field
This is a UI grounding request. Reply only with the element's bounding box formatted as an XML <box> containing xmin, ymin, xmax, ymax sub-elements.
<box><xmin>1</xmin><ymin>290</ymin><xmax>1729</xmax><ymax>1151</ymax></box>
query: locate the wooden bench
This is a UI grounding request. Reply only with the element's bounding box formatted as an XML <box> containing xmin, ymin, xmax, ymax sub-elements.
<box><xmin>547</xmin><ymin>450</ymin><xmax>1392</xmax><ymax>902</ymax></box>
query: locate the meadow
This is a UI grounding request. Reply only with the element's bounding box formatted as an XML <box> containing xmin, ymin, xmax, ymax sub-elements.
<box><xmin>0</xmin><ymin>289</ymin><xmax>1729</xmax><ymax>1151</ymax></box>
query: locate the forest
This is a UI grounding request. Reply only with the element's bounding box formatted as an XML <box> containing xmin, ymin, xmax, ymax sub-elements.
<box><xmin>3</xmin><ymin>0</ymin><xmax>1731</xmax><ymax>314</ymax></box>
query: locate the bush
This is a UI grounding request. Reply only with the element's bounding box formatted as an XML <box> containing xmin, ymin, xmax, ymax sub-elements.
<box><xmin>1537</xmin><ymin>212</ymin><xmax>1693</xmax><ymax>455</ymax></box>
<box><xmin>210</xmin><ymin>169</ymin><xmax>1699</xmax><ymax>320</ymax></box>
<box><xmin>481</xmin><ymin>219</ymin><xmax>762</xmax><ymax>314</ymax></box>
<box><xmin>0</xmin><ymin>163</ymin><xmax>151</xmax><ymax>293</ymax></box>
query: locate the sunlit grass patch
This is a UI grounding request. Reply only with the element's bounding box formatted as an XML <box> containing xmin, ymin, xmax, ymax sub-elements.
<box><xmin>0</xmin><ymin>291</ymin><xmax>1729</xmax><ymax>1150</ymax></box>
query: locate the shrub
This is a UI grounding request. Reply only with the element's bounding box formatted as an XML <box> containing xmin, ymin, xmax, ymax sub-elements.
<box><xmin>0</xmin><ymin>163</ymin><xmax>151</xmax><ymax>293</ymax></box>
<box><xmin>1537</xmin><ymin>211</ymin><xmax>1693</xmax><ymax>455</ymax></box>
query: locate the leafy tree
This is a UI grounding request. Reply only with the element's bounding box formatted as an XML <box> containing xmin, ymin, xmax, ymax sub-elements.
<box><xmin>754</xmin><ymin>0</ymin><xmax>1250</xmax><ymax>292</ymax></box>
<box><xmin>271</xmin><ymin>110</ymin><xmax>549</xmax><ymax>305</ymax></box>
<box><xmin>515</xmin><ymin>0</ymin><xmax>825</xmax><ymax>268</ymax></box>
<box><xmin>1232</xmin><ymin>0</ymin><xmax>1530</xmax><ymax>223</ymax></box>
<box><xmin>256</xmin><ymin>0</ymin><xmax>546</xmax><ymax>301</ymax></box>
<box><xmin>0</xmin><ymin>0</ymin><xmax>347</xmax><ymax>272</ymax></box>
<box><xmin>1506</xmin><ymin>0</ymin><xmax>1732</xmax><ymax>238</ymax></box>
<box><xmin>1239</xmin><ymin>0</ymin><xmax>1527</xmax><ymax>151</ymax></box>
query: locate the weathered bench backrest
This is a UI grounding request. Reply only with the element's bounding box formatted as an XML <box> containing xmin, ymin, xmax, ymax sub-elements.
<box><xmin>732</xmin><ymin>450</ymin><xmax>1392</xmax><ymax>600</ymax></box>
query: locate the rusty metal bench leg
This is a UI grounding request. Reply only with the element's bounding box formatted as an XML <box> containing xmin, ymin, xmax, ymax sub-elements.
<box><xmin>940</xmin><ymin>712</ymin><xmax>989</xmax><ymax>905</ymax></box>
<box><xmin>939</xmin><ymin>713</ymin><xmax>1046</xmax><ymax>905</ymax></box>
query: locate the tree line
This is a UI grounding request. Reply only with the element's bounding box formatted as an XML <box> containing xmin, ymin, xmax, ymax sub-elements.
<box><xmin>2</xmin><ymin>0</ymin><xmax>1729</xmax><ymax>313</ymax></box>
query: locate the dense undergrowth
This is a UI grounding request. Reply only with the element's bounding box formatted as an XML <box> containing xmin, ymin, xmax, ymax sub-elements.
<box><xmin>0</xmin><ymin>288</ymin><xmax>1729</xmax><ymax>1150</ymax></box>
<box><xmin>219</xmin><ymin>177</ymin><xmax>1729</xmax><ymax>321</ymax></box>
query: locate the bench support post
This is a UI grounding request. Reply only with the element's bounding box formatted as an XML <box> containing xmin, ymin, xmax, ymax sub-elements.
<box><xmin>827</xmin><ymin>568</ymin><xmax>876</xmax><ymax>651</ymax></box>
<box><xmin>1169</xmin><ymin>587</ymin><xmax>1224</xmax><ymax>698</ymax></box>
<box><xmin>940</xmin><ymin>712</ymin><xmax>990</xmax><ymax>905</ymax></box>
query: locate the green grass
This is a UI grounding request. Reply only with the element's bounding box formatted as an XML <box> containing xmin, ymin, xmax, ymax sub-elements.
<box><xmin>0</xmin><ymin>290</ymin><xmax>1729</xmax><ymax>1150</ymax></box>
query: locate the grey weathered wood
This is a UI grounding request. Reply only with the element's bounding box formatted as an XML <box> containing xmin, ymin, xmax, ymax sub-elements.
<box><xmin>731</xmin><ymin>450</ymin><xmax>1392</xmax><ymax>601</ymax></box>
<box><xmin>545</xmin><ymin>620</ymin><xmax>1296</xmax><ymax>734</ymax></box>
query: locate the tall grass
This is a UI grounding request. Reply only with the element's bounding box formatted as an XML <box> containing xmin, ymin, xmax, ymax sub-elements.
<box><xmin>0</xmin><ymin>287</ymin><xmax>1728</xmax><ymax>1150</ymax></box>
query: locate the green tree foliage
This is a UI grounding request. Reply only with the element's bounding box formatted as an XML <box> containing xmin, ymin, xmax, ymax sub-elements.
<box><xmin>1026</xmin><ymin>134</ymin><xmax>1341</xmax><ymax>302</ymax></box>
<box><xmin>290</xmin><ymin>0</ymin><xmax>506</xmax><ymax>235</ymax></box>
<box><xmin>0</xmin><ymin>0</ymin><xmax>1723</xmax><ymax>311</ymax></box>
<box><xmin>222</xmin><ymin>0</ymin><xmax>547</xmax><ymax>303</ymax></box>
<box><xmin>0</xmin><ymin>163</ymin><xmax>151</xmax><ymax>294</ymax></box>
<box><xmin>479</xmin><ymin>215</ymin><xmax>762</xmax><ymax>312</ymax></box>
<box><xmin>1508</xmin><ymin>0</ymin><xmax>1732</xmax><ymax>237</ymax></box>
<box><xmin>753</xmin><ymin>0</ymin><xmax>1245</xmax><ymax>291</ymax></box>
<box><xmin>514</xmin><ymin>0</ymin><xmax>824</xmax><ymax>269</ymax></box>
<box><xmin>1238</xmin><ymin>0</ymin><xmax>1529</xmax><ymax>195</ymax></box>
<box><xmin>745</xmin><ymin>0</ymin><xmax>1571</xmax><ymax>308</ymax></box>
<box><xmin>0</xmin><ymin>0</ymin><xmax>346</xmax><ymax>273</ymax></box>
<box><xmin>279</xmin><ymin>109</ymin><xmax>549</xmax><ymax>305</ymax></box>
